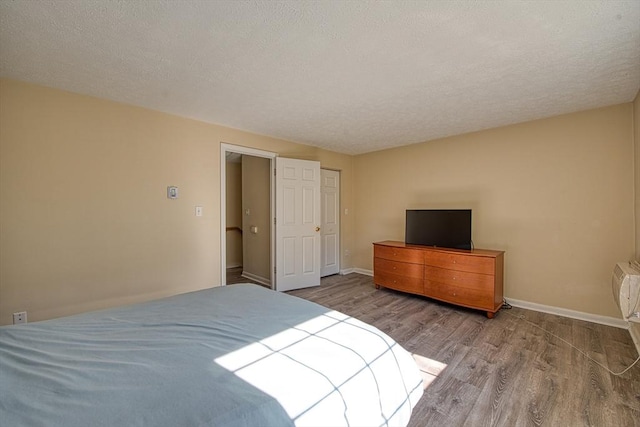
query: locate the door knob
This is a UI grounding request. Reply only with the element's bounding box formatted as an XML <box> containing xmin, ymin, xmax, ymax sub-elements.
<box><xmin>315</xmin><ymin>226</ymin><xmax>321</xmax><ymax>232</ymax></box>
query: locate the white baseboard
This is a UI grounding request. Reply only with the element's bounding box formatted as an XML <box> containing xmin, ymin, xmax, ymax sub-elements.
<box><xmin>506</xmin><ymin>298</ymin><xmax>628</xmax><ymax>329</ymax></box>
<box><xmin>352</xmin><ymin>268</ymin><xmax>373</xmax><ymax>276</ymax></box>
<box><xmin>340</xmin><ymin>270</ymin><xmax>631</xmax><ymax>333</ymax></box>
<box><xmin>339</xmin><ymin>268</ymin><xmax>372</xmax><ymax>276</ymax></box>
<box><xmin>241</xmin><ymin>271</ymin><xmax>271</xmax><ymax>287</ymax></box>
<box><xmin>226</xmin><ymin>263</ymin><xmax>242</xmax><ymax>269</ymax></box>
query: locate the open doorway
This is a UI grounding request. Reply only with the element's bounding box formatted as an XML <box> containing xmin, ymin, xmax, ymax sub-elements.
<box><xmin>220</xmin><ymin>143</ymin><xmax>276</xmax><ymax>287</ymax></box>
<box><xmin>221</xmin><ymin>145</ymin><xmax>336</xmax><ymax>291</ymax></box>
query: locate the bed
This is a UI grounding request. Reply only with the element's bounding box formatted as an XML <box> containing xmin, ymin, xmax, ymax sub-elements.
<box><xmin>0</xmin><ymin>284</ymin><xmax>423</xmax><ymax>426</ymax></box>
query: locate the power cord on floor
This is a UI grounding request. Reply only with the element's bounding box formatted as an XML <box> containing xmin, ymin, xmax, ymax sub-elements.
<box><xmin>501</xmin><ymin>301</ymin><xmax>640</xmax><ymax>377</ymax></box>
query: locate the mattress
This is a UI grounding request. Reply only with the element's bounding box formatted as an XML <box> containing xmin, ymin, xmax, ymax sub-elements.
<box><xmin>0</xmin><ymin>284</ymin><xmax>423</xmax><ymax>426</ymax></box>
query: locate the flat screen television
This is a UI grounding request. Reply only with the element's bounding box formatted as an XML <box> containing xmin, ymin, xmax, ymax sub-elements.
<box><xmin>405</xmin><ymin>209</ymin><xmax>472</xmax><ymax>250</ymax></box>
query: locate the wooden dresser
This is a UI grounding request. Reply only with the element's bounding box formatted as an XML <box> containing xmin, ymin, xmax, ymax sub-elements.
<box><xmin>373</xmin><ymin>240</ymin><xmax>504</xmax><ymax>318</ymax></box>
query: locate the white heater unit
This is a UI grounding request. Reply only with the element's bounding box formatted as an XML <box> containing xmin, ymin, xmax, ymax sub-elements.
<box><xmin>612</xmin><ymin>261</ymin><xmax>640</xmax><ymax>323</ymax></box>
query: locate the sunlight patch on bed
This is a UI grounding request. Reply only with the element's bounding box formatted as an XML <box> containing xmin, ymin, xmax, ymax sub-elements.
<box><xmin>411</xmin><ymin>353</ymin><xmax>447</xmax><ymax>390</ymax></box>
<box><xmin>214</xmin><ymin>310</ymin><xmax>424</xmax><ymax>426</ymax></box>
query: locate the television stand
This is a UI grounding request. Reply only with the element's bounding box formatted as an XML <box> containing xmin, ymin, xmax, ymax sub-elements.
<box><xmin>373</xmin><ymin>241</ymin><xmax>504</xmax><ymax>318</ymax></box>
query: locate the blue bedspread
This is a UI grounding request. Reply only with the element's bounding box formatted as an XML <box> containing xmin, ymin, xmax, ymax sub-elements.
<box><xmin>0</xmin><ymin>284</ymin><xmax>423</xmax><ymax>426</ymax></box>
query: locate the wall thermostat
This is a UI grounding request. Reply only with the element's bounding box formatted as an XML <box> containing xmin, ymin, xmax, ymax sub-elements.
<box><xmin>167</xmin><ymin>186</ymin><xmax>178</xmax><ymax>199</ymax></box>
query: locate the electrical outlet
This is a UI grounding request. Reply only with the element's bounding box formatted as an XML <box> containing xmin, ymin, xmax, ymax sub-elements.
<box><xmin>345</xmin><ymin>249</ymin><xmax>351</xmax><ymax>256</ymax></box>
<box><xmin>13</xmin><ymin>311</ymin><xmax>27</xmax><ymax>324</ymax></box>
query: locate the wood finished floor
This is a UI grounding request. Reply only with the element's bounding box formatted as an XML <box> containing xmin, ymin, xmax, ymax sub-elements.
<box><xmin>226</xmin><ymin>267</ymin><xmax>269</xmax><ymax>288</ymax></box>
<box><xmin>284</xmin><ymin>273</ymin><xmax>640</xmax><ymax>427</ymax></box>
<box><xmin>227</xmin><ymin>267</ymin><xmax>255</xmax><ymax>285</ymax></box>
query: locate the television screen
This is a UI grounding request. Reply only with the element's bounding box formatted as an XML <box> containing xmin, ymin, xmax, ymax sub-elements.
<box><xmin>405</xmin><ymin>209</ymin><xmax>472</xmax><ymax>250</ymax></box>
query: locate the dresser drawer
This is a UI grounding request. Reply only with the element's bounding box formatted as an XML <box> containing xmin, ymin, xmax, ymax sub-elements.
<box><xmin>374</xmin><ymin>271</ymin><xmax>424</xmax><ymax>295</ymax></box>
<box><xmin>375</xmin><ymin>258</ymin><xmax>423</xmax><ymax>279</ymax></box>
<box><xmin>424</xmin><ymin>280</ymin><xmax>493</xmax><ymax>309</ymax></box>
<box><xmin>424</xmin><ymin>266</ymin><xmax>493</xmax><ymax>291</ymax></box>
<box><xmin>374</xmin><ymin>244</ymin><xmax>423</xmax><ymax>264</ymax></box>
<box><xmin>424</xmin><ymin>251</ymin><xmax>494</xmax><ymax>274</ymax></box>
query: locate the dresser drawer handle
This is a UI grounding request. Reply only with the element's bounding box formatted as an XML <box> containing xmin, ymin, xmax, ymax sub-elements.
<box><xmin>393</xmin><ymin>266</ymin><xmax>396</xmax><ymax>270</ymax></box>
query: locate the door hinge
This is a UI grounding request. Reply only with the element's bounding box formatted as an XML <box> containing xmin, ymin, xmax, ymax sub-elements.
<box><xmin>274</xmin><ymin>266</ymin><xmax>277</xmax><ymax>274</ymax></box>
<box><xmin>274</xmin><ymin>168</ymin><xmax>276</xmax><ymax>176</ymax></box>
<box><xmin>274</xmin><ymin>217</ymin><xmax>276</xmax><ymax>225</ymax></box>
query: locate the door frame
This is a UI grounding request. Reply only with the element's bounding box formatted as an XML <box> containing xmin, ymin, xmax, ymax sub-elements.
<box><xmin>220</xmin><ymin>143</ymin><xmax>276</xmax><ymax>287</ymax></box>
<box><xmin>320</xmin><ymin>168</ymin><xmax>340</xmax><ymax>277</ymax></box>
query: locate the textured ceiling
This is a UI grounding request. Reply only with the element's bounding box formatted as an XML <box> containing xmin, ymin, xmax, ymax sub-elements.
<box><xmin>1</xmin><ymin>1</ymin><xmax>639</xmax><ymax>155</ymax></box>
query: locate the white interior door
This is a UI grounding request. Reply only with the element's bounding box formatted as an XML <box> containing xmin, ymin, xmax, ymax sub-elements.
<box><xmin>321</xmin><ymin>169</ymin><xmax>340</xmax><ymax>277</ymax></box>
<box><xmin>275</xmin><ymin>157</ymin><xmax>321</xmax><ymax>292</ymax></box>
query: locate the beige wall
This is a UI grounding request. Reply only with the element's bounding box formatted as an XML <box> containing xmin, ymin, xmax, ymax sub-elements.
<box><xmin>632</xmin><ymin>90</ymin><xmax>640</xmax><ymax>350</ymax></box>
<box><xmin>2</xmin><ymin>77</ymin><xmax>633</xmax><ymax>325</ymax></box>
<box><xmin>0</xmin><ymin>79</ymin><xmax>353</xmax><ymax>325</ymax></box>
<box><xmin>225</xmin><ymin>161</ymin><xmax>242</xmax><ymax>268</ymax></box>
<box><xmin>634</xmin><ymin>90</ymin><xmax>640</xmax><ymax>261</ymax></box>
<box><xmin>354</xmin><ymin>104</ymin><xmax>634</xmax><ymax>318</ymax></box>
<box><xmin>241</xmin><ymin>155</ymin><xmax>271</xmax><ymax>282</ymax></box>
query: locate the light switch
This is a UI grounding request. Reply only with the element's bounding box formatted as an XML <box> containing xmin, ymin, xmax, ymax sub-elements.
<box><xmin>195</xmin><ymin>206</ymin><xmax>203</xmax><ymax>217</ymax></box>
<box><xmin>250</xmin><ymin>225</ymin><xmax>258</xmax><ymax>234</ymax></box>
<box><xmin>167</xmin><ymin>186</ymin><xmax>178</xmax><ymax>199</ymax></box>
